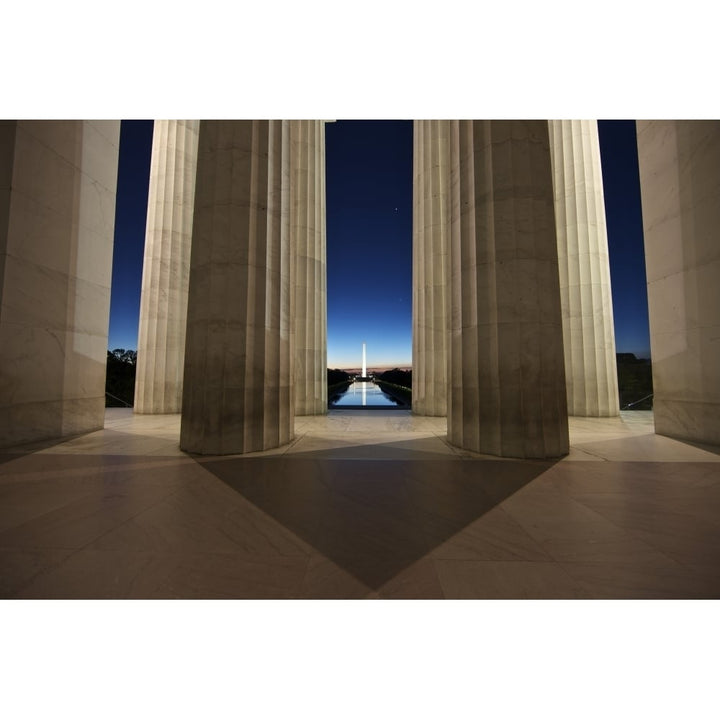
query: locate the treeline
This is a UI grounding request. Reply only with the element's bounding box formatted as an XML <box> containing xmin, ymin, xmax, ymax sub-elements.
<box><xmin>103</xmin><ymin>355</ymin><xmax>651</xmax><ymax>412</ymax></box>
<box><xmin>378</xmin><ymin>368</ymin><xmax>412</xmax><ymax>389</ymax></box>
<box><xmin>327</xmin><ymin>368</ymin><xmax>351</xmax><ymax>387</ymax></box>
<box><xmin>616</xmin><ymin>354</ymin><xmax>653</xmax><ymax>409</ymax></box>
<box><xmin>375</xmin><ymin>368</ymin><xmax>412</xmax><ymax>406</ymax></box>
<box><xmin>327</xmin><ymin>368</ymin><xmax>352</xmax><ymax>406</ymax></box>
<box><xmin>106</xmin><ymin>349</ymin><xmax>136</xmax><ymax>407</ymax></box>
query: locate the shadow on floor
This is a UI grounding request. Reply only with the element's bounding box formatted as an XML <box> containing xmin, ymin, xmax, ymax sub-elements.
<box><xmin>198</xmin><ymin>439</ymin><xmax>558</xmax><ymax>590</ymax></box>
<box><xmin>0</xmin><ymin>434</ymin><xmax>95</xmax><ymax>466</ymax></box>
<box><xmin>666</xmin><ymin>437</ymin><xmax>720</xmax><ymax>457</ymax></box>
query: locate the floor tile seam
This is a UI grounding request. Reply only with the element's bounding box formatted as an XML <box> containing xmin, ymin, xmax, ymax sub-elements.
<box><xmin>496</xmin><ymin>502</ymin><xmax>661</xmax><ymax>552</ymax></box>
<box><xmin>612</xmin><ymin>528</ymin><xmax>720</xmax><ymax>573</ymax></box>
<box><xmin>543</xmin><ymin>475</ymin><xmax>720</xmax><ymax>493</ymax></box>
<box><xmin>426</xmin><ymin>558</ymin><xmax>447</xmax><ymax>600</ymax></box>
<box><xmin>0</xmin><ymin>456</ymin><xmax>198</xmax><ymax>483</ymax></box>
<box><xmin>78</xmin><ymin>483</ymin><xmax>191</xmax><ymax>554</ymax></box>
<box><xmin>298</xmin><ymin>553</ymin><xmax>313</xmax><ymax>597</ymax></box>
<box><xmin>0</xmin><ymin>482</ymin><xmax>137</xmax><ymax>542</ymax></box>
<box><xmin>502</xmin><ymin>485</ymin><xmax>643</xmax><ymax>524</ymax></box>
<box><xmin>296</xmin><ymin>553</ymin><xmax>322</xmax><ymax>597</ymax></box>
<box><xmin>85</xmin><ymin>551</ymin><xmax>175</xmax><ymax>601</ymax></box>
<box><xmin>475</xmin><ymin>505</ymin><xmax>558</xmax><ymax>563</ymax></box>
<box><xmin>0</xmin><ymin>495</ymin><xmax>107</xmax><ymax>537</ymax></box>
<box><xmin>543</xmin><ymin>557</ymin><xmax>593</xmax><ymax>598</ymax></box>
<box><xmin>542</xmin><ymin>566</ymin><xmax>606</xmax><ymax>599</ymax></box>
<box><xmin>567</xmin><ymin>446</ymin><xmax>612</xmax><ymax>461</ymax></box>
<box><xmin>567</xmin><ymin>492</ymin><xmax>720</xmax><ymax>531</ymax></box>
<box><xmin>432</xmin><ymin>433</ymin><xmax>467</xmax><ymax>458</ymax></box>
<box><xmin>564</xmin><ymin>490</ymin><xmax>720</xmax><ymax>512</ymax></box>
<box><xmin>549</xmin><ymin>500</ymin><xmax>699</xmax><ymax>567</ymax></box>
<box><xmin>553</xmin><ymin>561</ymin><xmax>720</xmax><ymax>599</ymax></box>
<box><xmin>137</xmin><ymin>485</ymin><xmax>319</xmax><ymax>558</ymax></box>
<box><xmin>292</xmin><ymin>486</ymin><xmax>493</xmax><ymax>542</ymax></box>
<box><xmin>430</xmin><ymin>556</ymin><xmax>591</xmax><ymax>598</ymax></box>
<box><xmin>61</xmin><ymin>547</ymin><xmax>315</xmax><ymax>565</ymax></box>
<box><xmin>557</xmin><ymin>457</ymin><xmax>720</xmax><ymax>478</ymax></box>
<box><xmin>428</xmin><ymin>550</ymin><xmax>558</xmax><ymax>563</ymax></box>
<box><xmin>101</xmin><ymin>557</ymin><xmax>311</xmax><ymax>599</ymax></box>
<box><xmin>42</xmin><ymin>444</ymin><xmax>189</xmax><ymax>457</ymax></box>
<box><xmin>431</xmin><ymin>557</ymin><xmax>566</xmax><ymax>568</ymax></box>
<box><xmin>0</xmin><ymin>467</ymin><xmax>139</xmax><ymax>485</ymax></box>
<box><xmin>553</xmin><ymin>558</ymin><xmax>704</xmax><ymax>575</ymax></box>
<box><xmin>210</xmin><ymin>518</ymin><xmax>316</xmax><ymax>559</ymax></box>
<box><xmin>6</xmin><ymin>546</ymin><xmax>86</xmax><ymax>599</ymax></box>
<box><xmin>275</xmin><ymin>433</ymin><xmax>309</xmax><ymax>456</ymax></box>
<box><xmin>375</xmin><ymin>557</ymin><xmax>446</xmax><ymax>600</ymax></box>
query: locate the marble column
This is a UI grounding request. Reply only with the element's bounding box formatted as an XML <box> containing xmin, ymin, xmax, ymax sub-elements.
<box><xmin>448</xmin><ymin>120</ymin><xmax>568</xmax><ymax>458</ymax></box>
<box><xmin>180</xmin><ymin>120</ymin><xmax>293</xmax><ymax>455</ymax></box>
<box><xmin>412</xmin><ymin>120</ymin><xmax>450</xmax><ymax>416</ymax></box>
<box><xmin>637</xmin><ymin>120</ymin><xmax>720</xmax><ymax>446</ymax></box>
<box><xmin>0</xmin><ymin>120</ymin><xmax>120</xmax><ymax>447</ymax></box>
<box><xmin>134</xmin><ymin>120</ymin><xmax>199</xmax><ymax>413</ymax></box>
<box><xmin>291</xmin><ymin>120</ymin><xmax>327</xmax><ymax>415</ymax></box>
<box><xmin>548</xmin><ymin>120</ymin><xmax>619</xmax><ymax>417</ymax></box>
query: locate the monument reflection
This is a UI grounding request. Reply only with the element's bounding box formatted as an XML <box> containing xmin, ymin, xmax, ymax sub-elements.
<box><xmin>329</xmin><ymin>381</ymin><xmax>405</xmax><ymax>408</ymax></box>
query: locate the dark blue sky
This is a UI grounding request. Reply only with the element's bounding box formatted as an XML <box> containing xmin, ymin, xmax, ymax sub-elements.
<box><xmin>108</xmin><ymin>120</ymin><xmax>651</xmax><ymax>364</ymax></box>
<box><xmin>597</xmin><ymin>120</ymin><xmax>651</xmax><ymax>357</ymax></box>
<box><xmin>325</xmin><ymin>121</ymin><xmax>413</xmax><ymax>367</ymax></box>
<box><xmin>108</xmin><ymin>119</ymin><xmax>153</xmax><ymax>351</ymax></box>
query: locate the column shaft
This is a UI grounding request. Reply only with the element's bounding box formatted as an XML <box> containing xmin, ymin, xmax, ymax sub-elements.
<box><xmin>180</xmin><ymin>120</ymin><xmax>293</xmax><ymax>454</ymax></box>
<box><xmin>637</xmin><ymin>120</ymin><xmax>720</xmax><ymax>445</ymax></box>
<box><xmin>412</xmin><ymin>120</ymin><xmax>450</xmax><ymax>416</ymax></box>
<box><xmin>135</xmin><ymin>120</ymin><xmax>199</xmax><ymax>413</ymax></box>
<box><xmin>548</xmin><ymin>120</ymin><xmax>619</xmax><ymax>416</ymax></box>
<box><xmin>0</xmin><ymin>120</ymin><xmax>120</xmax><ymax>447</ymax></box>
<box><xmin>291</xmin><ymin>120</ymin><xmax>327</xmax><ymax>415</ymax></box>
<box><xmin>448</xmin><ymin>120</ymin><xmax>568</xmax><ymax>458</ymax></box>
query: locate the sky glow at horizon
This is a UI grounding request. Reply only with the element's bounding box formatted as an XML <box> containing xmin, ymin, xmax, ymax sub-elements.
<box><xmin>325</xmin><ymin>121</ymin><xmax>412</xmax><ymax>368</ymax></box>
<box><xmin>108</xmin><ymin>120</ymin><xmax>652</xmax><ymax>364</ymax></box>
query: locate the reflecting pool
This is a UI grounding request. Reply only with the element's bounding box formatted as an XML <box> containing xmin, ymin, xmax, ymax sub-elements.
<box><xmin>329</xmin><ymin>381</ymin><xmax>406</xmax><ymax>408</ymax></box>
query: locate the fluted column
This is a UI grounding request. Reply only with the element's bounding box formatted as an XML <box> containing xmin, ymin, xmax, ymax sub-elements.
<box><xmin>291</xmin><ymin>120</ymin><xmax>327</xmax><ymax>415</ymax></box>
<box><xmin>0</xmin><ymin>121</ymin><xmax>120</xmax><ymax>447</ymax></box>
<box><xmin>448</xmin><ymin>120</ymin><xmax>568</xmax><ymax>458</ymax></box>
<box><xmin>180</xmin><ymin>121</ymin><xmax>293</xmax><ymax>454</ymax></box>
<box><xmin>135</xmin><ymin>120</ymin><xmax>199</xmax><ymax>413</ymax></box>
<box><xmin>637</xmin><ymin>120</ymin><xmax>720</xmax><ymax>446</ymax></box>
<box><xmin>412</xmin><ymin>120</ymin><xmax>450</xmax><ymax>416</ymax></box>
<box><xmin>548</xmin><ymin>120</ymin><xmax>619</xmax><ymax>416</ymax></box>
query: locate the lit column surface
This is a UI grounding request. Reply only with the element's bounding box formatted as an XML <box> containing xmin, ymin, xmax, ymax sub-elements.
<box><xmin>448</xmin><ymin>120</ymin><xmax>569</xmax><ymax>458</ymax></box>
<box><xmin>637</xmin><ymin>120</ymin><xmax>720</xmax><ymax>445</ymax></box>
<box><xmin>0</xmin><ymin>120</ymin><xmax>120</xmax><ymax>447</ymax></box>
<box><xmin>548</xmin><ymin>120</ymin><xmax>619</xmax><ymax>416</ymax></box>
<box><xmin>362</xmin><ymin>342</ymin><xmax>367</xmax><ymax>377</ymax></box>
<box><xmin>412</xmin><ymin>119</ymin><xmax>450</xmax><ymax>416</ymax></box>
<box><xmin>135</xmin><ymin>120</ymin><xmax>199</xmax><ymax>413</ymax></box>
<box><xmin>292</xmin><ymin>120</ymin><xmax>327</xmax><ymax>415</ymax></box>
<box><xmin>180</xmin><ymin>121</ymin><xmax>294</xmax><ymax>454</ymax></box>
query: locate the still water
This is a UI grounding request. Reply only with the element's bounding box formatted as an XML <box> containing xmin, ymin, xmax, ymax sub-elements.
<box><xmin>329</xmin><ymin>381</ymin><xmax>405</xmax><ymax>408</ymax></box>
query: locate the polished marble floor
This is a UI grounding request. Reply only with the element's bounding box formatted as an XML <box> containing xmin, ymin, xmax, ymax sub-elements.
<box><xmin>1</xmin><ymin>409</ymin><xmax>719</xmax><ymax>599</ymax></box>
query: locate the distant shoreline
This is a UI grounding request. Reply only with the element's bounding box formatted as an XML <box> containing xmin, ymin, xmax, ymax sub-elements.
<box><xmin>331</xmin><ymin>365</ymin><xmax>412</xmax><ymax>374</ymax></box>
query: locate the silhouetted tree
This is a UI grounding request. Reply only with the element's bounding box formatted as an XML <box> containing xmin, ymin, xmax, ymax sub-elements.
<box><xmin>616</xmin><ymin>354</ymin><xmax>653</xmax><ymax>409</ymax></box>
<box><xmin>375</xmin><ymin>368</ymin><xmax>412</xmax><ymax>406</ymax></box>
<box><xmin>105</xmin><ymin>349</ymin><xmax>137</xmax><ymax>407</ymax></box>
<box><xmin>327</xmin><ymin>368</ymin><xmax>351</xmax><ymax>387</ymax></box>
<box><xmin>378</xmin><ymin>368</ymin><xmax>412</xmax><ymax>389</ymax></box>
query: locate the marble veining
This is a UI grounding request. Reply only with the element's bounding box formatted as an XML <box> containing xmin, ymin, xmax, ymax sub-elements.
<box><xmin>1</xmin><ymin>408</ymin><xmax>718</xmax><ymax>599</ymax></box>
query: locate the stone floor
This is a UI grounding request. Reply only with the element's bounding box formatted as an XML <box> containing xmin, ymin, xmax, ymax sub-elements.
<box><xmin>1</xmin><ymin>409</ymin><xmax>719</xmax><ymax>599</ymax></box>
